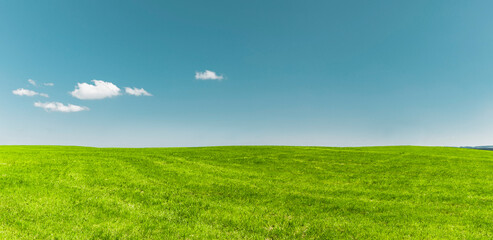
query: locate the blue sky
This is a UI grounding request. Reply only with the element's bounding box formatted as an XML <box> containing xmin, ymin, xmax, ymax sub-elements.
<box><xmin>2</xmin><ymin>0</ymin><xmax>493</xmax><ymax>147</ymax></box>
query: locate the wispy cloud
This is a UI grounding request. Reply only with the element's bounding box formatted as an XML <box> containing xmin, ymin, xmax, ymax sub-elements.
<box><xmin>195</xmin><ymin>70</ymin><xmax>224</xmax><ymax>80</ymax></box>
<box><xmin>34</xmin><ymin>102</ymin><xmax>89</xmax><ymax>112</ymax></box>
<box><xmin>12</xmin><ymin>88</ymin><xmax>48</xmax><ymax>97</ymax></box>
<box><xmin>44</xmin><ymin>83</ymin><xmax>54</xmax><ymax>87</ymax></box>
<box><xmin>71</xmin><ymin>80</ymin><xmax>121</xmax><ymax>100</ymax></box>
<box><xmin>125</xmin><ymin>87</ymin><xmax>152</xmax><ymax>96</ymax></box>
<box><xmin>28</xmin><ymin>79</ymin><xmax>36</xmax><ymax>86</ymax></box>
<box><xmin>13</xmin><ymin>88</ymin><xmax>38</xmax><ymax>96</ymax></box>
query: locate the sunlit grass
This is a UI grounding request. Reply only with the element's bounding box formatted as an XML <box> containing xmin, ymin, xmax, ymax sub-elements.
<box><xmin>0</xmin><ymin>146</ymin><xmax>492</xmax><ymax>239</ymax></box>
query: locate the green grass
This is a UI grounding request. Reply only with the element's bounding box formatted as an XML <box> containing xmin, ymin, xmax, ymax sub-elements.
<box><xmin>0</xmin><ymin>146</ymin><xmax>492</xmax><ymax>239</ymax></box>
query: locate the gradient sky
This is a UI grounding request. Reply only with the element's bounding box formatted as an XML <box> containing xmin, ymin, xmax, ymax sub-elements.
<box><xmin>2</xmin><ymin>0</ymin><xmax>493</xmax><ymax>147</ymax></box>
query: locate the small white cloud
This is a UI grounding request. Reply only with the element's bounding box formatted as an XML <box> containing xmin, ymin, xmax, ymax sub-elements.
<box><xmin>28</xmin><ymin>79</ymin><xmax>36</xmax><ymax>86</ymax></box>
<box><xmin>34</xmin><ymin>102</ymin><xmax>89</xmax><ymax>112</ymax></box>
<box><xmin>12</xmin><ymin>88</ymin><xmax>49</xmax><ymax>97</ymax></box>
<box><xmin>13</xmin><ymin>88</ymin><xmax>39</xmax><ymax>97</ymax></box>
<box><xmin>71</xmin><ymin>80</ymin><xmax>121</xmax><ymax>100</ymax></box>
<box><xmin>44</xmin><ymin>83</ymin><xmax>54</xmax><ymax>87</ymax></box>
<box><xmin>195</xmin><ymin>70</ymin><xmax>224</xmax><ymax>80</ymax></box>
<box><xmin>125</xmin><ymin>87</ymin><xmax>152</xmax><ymax>96</ymax></box>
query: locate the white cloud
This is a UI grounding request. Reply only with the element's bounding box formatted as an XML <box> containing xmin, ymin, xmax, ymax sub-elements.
<box><xmin>44</xmin><ymin>83</ymin><xmax>54</xmax><ymax>87</ymax></box>
<box><xmin>125</xmin><ymin>87</ymin><xmax>152</xmax><ymax>96</ymax></box>
<box><xmin>28</xmin><ymin>79</ymin><xmax>36</xmax><ymax>86</ymax></box>
<box><xmin>34</xmin><ymin>102</ymin><xmax>89</xmax><ymax>112</ymax></box>
<box><xmin>13</xmin><ymin>88</ymin><xmax>37</xmax><ymax>96</ymax></box>
<box><xmin>195</xmin><ymin>70</ymin><xmax>224</xmax><ymax>80</ymax></box>
<box><xmin>12</xmin><ymin>88</ymin><xmax>49</xmax><ymax>97</ymax></box>
<box><xmin>71</xmin><ymin>80</ymin><xmax>121</xmax><ymax>100</ymax></box>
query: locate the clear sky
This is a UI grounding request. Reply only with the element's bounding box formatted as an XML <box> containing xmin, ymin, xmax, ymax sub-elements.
<box><xmin>2</xmin><ymin>0</ymin><xmax>493</xmax><ymax>147</ymax></box>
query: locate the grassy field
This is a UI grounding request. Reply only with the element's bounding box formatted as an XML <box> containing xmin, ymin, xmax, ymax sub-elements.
<box><xmin>0</xmin><ymin>146</ymin><xmax>492</xmax><ymax>239</ymax></box>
